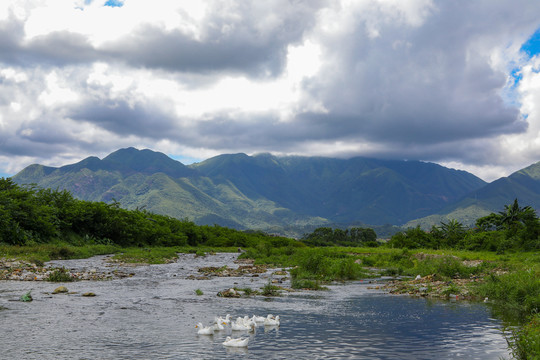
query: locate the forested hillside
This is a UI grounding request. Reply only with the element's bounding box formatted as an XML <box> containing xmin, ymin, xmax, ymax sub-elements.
<box><xmin>12</xmin><ymin>148</ymin><xmax>487</xmax><ymax>234</ymax></box>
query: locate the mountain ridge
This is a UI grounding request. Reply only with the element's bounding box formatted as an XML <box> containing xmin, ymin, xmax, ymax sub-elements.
<box><xmin>405</xmin><ymin>161</ymin><xmax>540</xmax><ymax>228</ymax></box>
<box><xmin>12</xmin><ymin>147</ymin><xmax>517</xmax><ymax>235</ymax></box>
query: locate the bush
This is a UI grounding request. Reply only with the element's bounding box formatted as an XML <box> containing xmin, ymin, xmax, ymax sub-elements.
<box><xmin>459</xmin><ymin>231</ymin><xmax>505</xmax><ymax>251</ymax></box>
<box><xmin>291</xmin><ymin>278</ymin><xmax>326</xmax><ymax>290</ymax></box>
<box><xmin>408</xmin><ymin>256</ymin><xmax>477</xmax><ymax>279</ymax></box>
<box><xmin>46</xmin><ymin>267</ymin><xmax>74</xmax><ymax>282</ymax></box>
<box><xmin>261</xmin><ymin>282</ymin><xmax>280</xmax><ymax>296</ymax></box>
<box><xmin>387</xmin><ymin>227</ymin><xmax>435</xmax><ymax>249</ymax></box>
<box><xmin>330</xmin><ymin>258</ymin><xmax>365</xmax><ymax>280</ymax></box>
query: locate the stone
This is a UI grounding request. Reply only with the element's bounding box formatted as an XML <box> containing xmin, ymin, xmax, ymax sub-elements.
<box><xmin>52</xmin><ymin>286</ymin><xmax>68</xmax><ymax>294</ymax></box>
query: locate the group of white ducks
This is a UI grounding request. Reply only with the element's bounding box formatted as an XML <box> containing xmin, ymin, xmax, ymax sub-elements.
<box><xmin>196</xmin><ymin>314</ymin><xmax>280</xmax><ymax>348</ymax></box>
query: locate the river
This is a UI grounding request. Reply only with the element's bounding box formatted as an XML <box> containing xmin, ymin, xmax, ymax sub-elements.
<box><xmin>0</xmin><ymin>253</ymin><xmax>510</xmax><ymax>359</ymax></box>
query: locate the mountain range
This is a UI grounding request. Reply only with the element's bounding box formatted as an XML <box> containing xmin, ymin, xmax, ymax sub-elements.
<box><xmin>11</xmin><ymin>147</ymin><xmax>540</xmax><ymax>237</ymax></box>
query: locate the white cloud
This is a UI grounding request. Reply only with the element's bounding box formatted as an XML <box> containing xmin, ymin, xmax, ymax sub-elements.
<box><xmin>0</xmin><ymin>0</ymin><xmax>539</xmax><ymax>183</ymax></box>
<box><xmin>38</xmin><ymin>71</ymin><xmax>79</xmax><ymax>106</ymax></box>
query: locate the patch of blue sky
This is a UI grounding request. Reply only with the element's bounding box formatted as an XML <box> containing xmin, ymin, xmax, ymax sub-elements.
<box><xmin>520</xmin><ymin>28</ymin><xmax>540</xmax><ymax>57</ymax></box>
<box><xmin>104</xmin><ymin>0</ymin><xmax>124</xmax><ymax>7</ymax></box>
<box><xmin>504</xmin><ymin>28</ymin><xmax>540</xmax><ymax>108</ymax></box>
<box><xmin>170</xmin><ymin>155</ymin><xmax>203</xmax><ymax>165</ymax></box>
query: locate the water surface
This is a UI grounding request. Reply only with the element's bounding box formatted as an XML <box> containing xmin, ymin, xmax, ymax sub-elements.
<box><xmin>0</xmin><ymin>254</ymin><xmax>510</xmax><ymax>359</ymax></box>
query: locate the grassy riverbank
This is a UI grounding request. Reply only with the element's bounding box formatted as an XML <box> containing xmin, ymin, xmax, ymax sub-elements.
<box><xmin>239</xmin><ymin>245</ymin><xmax>539</xmax><ymax>359</ymax></box>
<box><xmin>0</xmin><ymin>243</ymin><xmax>242</xmax><ymax>265</ymax></box>
<box><xmin>1</xmin><ymin>243</ymin><xmax>538</xmax><ymax>358</ymax></box>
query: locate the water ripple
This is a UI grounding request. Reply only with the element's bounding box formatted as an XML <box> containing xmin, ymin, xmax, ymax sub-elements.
<box><xmin>0</xmin><ymin>255</ymin><xmax>510</xmax><ymax>359</ymax></box>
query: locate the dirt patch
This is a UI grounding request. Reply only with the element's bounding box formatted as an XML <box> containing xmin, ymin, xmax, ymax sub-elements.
<box><xmin>197</xmin><ymin>264</ymin><xmax>268</xmax><ymax>277</ymax></box>
<box><xmin>380</xmin><ymin>274</ymin><xmax>483</xmax><ymax>300</ymax></box>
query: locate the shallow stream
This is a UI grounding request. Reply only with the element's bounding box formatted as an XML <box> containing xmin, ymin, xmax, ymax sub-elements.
<box><xmin>0</xmin><ymin>253</ymin><xmax>510</xmax><ymax>359</ymax></box>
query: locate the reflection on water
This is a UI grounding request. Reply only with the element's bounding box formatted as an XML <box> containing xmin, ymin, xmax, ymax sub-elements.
<box><xmin>0</xmin><ymin>254</ymin><xmax>510</xmax><ymax>359</ymax></box>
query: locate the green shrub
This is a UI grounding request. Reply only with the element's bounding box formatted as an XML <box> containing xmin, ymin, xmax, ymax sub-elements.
<box><xmin>241</xmin><ymin>287</ymin><xmax>254</xmax><ymax>296</ymax></box>
<box><xmin>291</xmin><ymin>278</ymin><xmax>326</xmax><ymax>290</ymax></box>
<box><xmin>195</xmin><ymin>289</ymin><xmax>203</xmax><ymax>296</ymax></box>
<box><xmin>46</xmin><ymin>267</ymin><xmax>74</xmax><ymax>282</ymax></box>
<box><xmin>330</xmin><ymin>258</ymin><xmax>365</xmax><ymax>280</ymax></box>
<box><xmin>407</xmin><ymin>256</ymin><xmax>475</xmax><ymax>279</ymax></box>
<box><xmin>261</xmin><ymin>282</ymin><xmax>280</xmax><ymax>296</ymax></box>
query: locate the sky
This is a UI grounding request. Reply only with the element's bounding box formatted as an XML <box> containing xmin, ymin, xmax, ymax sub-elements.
<box><xmin>1</xmin><ymin>0</ymin><xmax>540</xmax><ymax>182</ymax></box>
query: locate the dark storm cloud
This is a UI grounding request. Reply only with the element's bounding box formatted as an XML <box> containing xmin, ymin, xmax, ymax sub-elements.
<box><xmin>2</xmin><ymin>0</ymin><xmax>540</xmax><ymax>180</ymax></box>
<box><xmin>70</xmin><ymin>98</ymin><xmax>177</xmax><ymax>139</ymax></box>
<box><xmin>102</xmin><ymin>25</ymin><xmax>288</xmax><ymax>77</ymax></box>
<box><xmin>0</xmin><ymin>14</ymin><xmax>26</xmax><ymax>64</ymax></box>
<box><xmin>100</xmin><ymin>2</ymin><xmax>324</xmax><ymax>76</ymax></box>
<box><xmin>24</xmin><ymin>31</ymin><xmax>100</xmax><ymax>67</ymax></box>
<box><xmin>0</xmin><ymin>1</ymin><xmax>324</xmax><ymax>77</ymax></box>
<box><xmin>0</xmin><ymin>13</ymin><xmax>99</xmax><ymax>67</ymax></box>
<box><xmin>295</xmin><ymin>0</ymin><xmax>539</xmax><ymax>154</ymax></box>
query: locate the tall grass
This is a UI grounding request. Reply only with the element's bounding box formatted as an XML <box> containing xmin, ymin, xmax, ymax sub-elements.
<box><xmin>0</xmin><ymin>243</ymin><xmax>120</xmax><ymax>263</ymax></box>
<box><xmin>287</xmin><ymin>248</ymin><xmax>368</xmax><ymax>288</ymax></box>
<box><xmin>475</xmin><ymin>268</ymin><xmax>540</xmax><ymax>315</ymax></box>
<box><xmin>507</xmin><ymin>314</ymin><xmax>540</xmax><ymax>360</ymax></box>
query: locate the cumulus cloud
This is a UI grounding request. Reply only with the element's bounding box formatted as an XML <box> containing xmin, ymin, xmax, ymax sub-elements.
<box><xmin>0</xmin><ymin>0</ymin><xmax>540</xmax><ymax>181</ymax></box>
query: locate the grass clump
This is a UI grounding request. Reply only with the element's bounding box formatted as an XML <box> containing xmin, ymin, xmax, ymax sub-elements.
<box><xmin>111</xmin><ymin>247</ymin><xmax>179</xmax><ymax>264</ymax></box>
<box><xmin>195</xmin><ymin>289</ymin><xmax>203</xmax><ymax>296</ymax></box>
<box><xmin>291</xmin><ymin>278</ymin><xmax>327</xmax><ymax>290</ymax></box>
<box><xmin>46</xmin><ymin>267</ymin><xmax>74</xmax><ymax>282</ymax></box>
<box><xmin>475</xmin><ymin>268</ymin><xmax>540</xmax><ymax>315</ymax></box>
<box><xmin>241</xmin><ymin>287</ymin><xmax>254</xmax><ymax>296</ymax></box>
<box><xmin>261</xmin><ymin>282</ymin><xmax>281</xmax><ymax>296</ymax></box>
<box><xmin>507</xmin><ymin>314</ymin><xmax>540</xmax><ymax>360</ymax></box>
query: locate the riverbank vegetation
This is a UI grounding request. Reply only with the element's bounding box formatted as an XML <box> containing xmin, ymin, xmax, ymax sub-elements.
<box><xmin>1</xmin><ymin>178</ymin><xmax>538</xmax><ymax>358</ymax></box>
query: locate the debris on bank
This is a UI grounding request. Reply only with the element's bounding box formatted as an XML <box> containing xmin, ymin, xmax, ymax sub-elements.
<box><xmin>197</xmin><ymin>265</ymin><xmax>268</xmax><ymax>277</ymax></box>
<box><xmin>0</xmin><ymin>258</ymin><xmax>134</xmax><ymax>281</ymax></box>
<box><xmin>380</xmin><ymin>274</ymin><xmax>482</xmax><ymax>300</ymax></box>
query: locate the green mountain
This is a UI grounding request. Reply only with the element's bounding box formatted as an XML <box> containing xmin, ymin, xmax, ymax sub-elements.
<box><xmin>405</xmin><ymin>161</ymin><xmax>540</xmax><ymax>229</ymax></box>
<box><xmin>12</xmin><ymin>147</ymin><xmax>487</xmax><ymax>235</ymax></box>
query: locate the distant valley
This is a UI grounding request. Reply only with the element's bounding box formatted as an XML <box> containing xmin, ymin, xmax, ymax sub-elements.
<box><xmin>11</xmin><ymin>147</ymin><xmax>540</xmax><ymax>237</ymax></box>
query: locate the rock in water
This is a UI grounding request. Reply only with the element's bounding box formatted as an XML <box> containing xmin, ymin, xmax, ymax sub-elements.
<box><xmin>52</xmin><ymin>286</ymin><xmax>68</xmax><ymax>294</ymax></box>
<box><xmin>82</xmin><ymin>292</ymin><xmax>96</xmax><ymax>297</ymax></box>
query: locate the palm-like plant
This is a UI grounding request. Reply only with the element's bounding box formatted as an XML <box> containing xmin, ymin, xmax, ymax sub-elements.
<box><xmin>499</xmin><ymin>199</ymin><xmax>536</xmax><ymax>229</ymax></box>
<box><xmin>439</xmin><ymin>219</ymin><xmax>466</xmax><ymax>247</ymax></box>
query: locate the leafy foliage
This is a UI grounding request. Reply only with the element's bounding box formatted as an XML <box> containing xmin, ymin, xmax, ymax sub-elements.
<box><xmin>301</xmin><ymin>227</ymin><xmax>378</xmax><ymax>247</ymax></box>
<box><xmin>46</xmin><ymin>267</ymin><xmax>74</xmax><ymax>282</ymax></box>
<box><xmin>0</xmin><ymin>178</ymin><xmax>298</xmax><ymax>249</ymax></box>
<box><xmin>388</xmin><ymin>199</ymin><xmax>539</xmax><ymax>252</ymax></box>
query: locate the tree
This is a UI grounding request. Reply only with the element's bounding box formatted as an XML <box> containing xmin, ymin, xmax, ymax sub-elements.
<box><xmin>438</xmin><ymin>219</ymin><xmax>467</xmax><ymax>248</ymax></box>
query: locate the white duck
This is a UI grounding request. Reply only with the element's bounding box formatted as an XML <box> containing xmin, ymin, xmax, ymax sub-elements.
<box><xmin>195</xmin><ymin>322</ymin><xmax>214</xmax><ymax>335</ymax></box>
<box><xmin>222</xmin><ymin>336</ymin><xmax>249</xmax><ymax>347</ymax></box>
<box><xmin>252</xmin><ymin>315</ymin><xmax>266</xmax><ymax>323</ymax></box>
<box><xmin>212</xmin><ymin>321</ymin><xmax>225</xmax><ymax>331</ymax></box>
<box><xmin>216</xmin><ymin>314</ymin><xmax>232</xmax><ymax>325</ymax></box>
<box><xmin>264</xmin><ymin>314</ymin><xmax>280</xmax><ymax>326</ymax></box>
<box><xmin>231</xmin><ymin>317</ymin><xmax>256</xmax><ymax>332</ymax></box>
